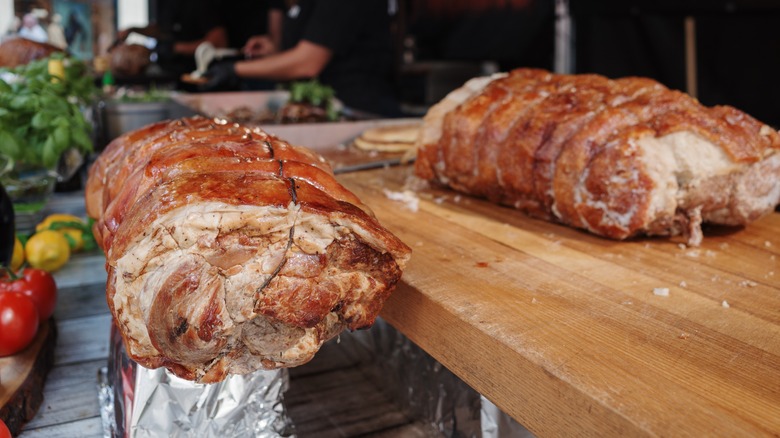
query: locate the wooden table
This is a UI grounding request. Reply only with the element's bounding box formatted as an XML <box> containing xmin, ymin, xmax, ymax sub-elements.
<box><xmin>337</xmin><ymin>165</ymin><xmax>780</xmax><ymax>437</ymax></box>
<box><xmin>16</xmin><ymin>160</ymin><xmax>780</xmax><ymax>437</ymax></box>
<box><xmin>11</xmin><ymin>192</ymin><xmax>110</xmax><ymax>437</ymax></box>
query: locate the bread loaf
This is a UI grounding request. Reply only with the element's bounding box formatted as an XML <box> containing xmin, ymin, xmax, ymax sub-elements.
<box><xmin>86</xmin><ymin>117</ymin><xmax>411</xmax><ymax>383</ymax></box>
<box><xmin>415</xmin><ymin>68</ymin><xmax>780</xmax><ymax>245</ymax></box>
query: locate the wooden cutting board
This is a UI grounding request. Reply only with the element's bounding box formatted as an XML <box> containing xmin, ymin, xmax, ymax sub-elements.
<box><xmin>337</xmin><ymin>165</ymin><xmax>780</xmax><ymax>437</ymax></box>
<box><xmin>0</xmin><ymin>320</ymin><xmax>57</xmax><ymax>435</ymax></box>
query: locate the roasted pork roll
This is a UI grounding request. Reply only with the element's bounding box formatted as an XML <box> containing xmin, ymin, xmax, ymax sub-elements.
<box><xmin>86</xmin><ymin>117</ymin><xmax>411</xmax><ymax>383</ymax></box>
<box><xmin>0</xmin><ymin>37</ymin><xmax>63</xmax><ymax>67</ymax></box>
<box><xmin>415</xmin><ymin>68</ymin><xmax>780</xmax><ymax>245</ymax></box>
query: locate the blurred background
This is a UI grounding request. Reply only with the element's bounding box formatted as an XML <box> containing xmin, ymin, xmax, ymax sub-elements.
<box><xmin>2</xmin><ymin>0</ymin><xmax>779</xmax><ymax>126</ymax></box>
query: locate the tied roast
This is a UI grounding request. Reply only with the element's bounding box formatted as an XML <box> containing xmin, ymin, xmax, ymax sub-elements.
<box><xmin>415</xmin><ymin>68</ymin><xmax>780</xmax><ymax>245</ymax></box>
<box><xmin>86</xmin><ymin>117</ymin><xmax>411</xmax><ymax>383</ymax></box>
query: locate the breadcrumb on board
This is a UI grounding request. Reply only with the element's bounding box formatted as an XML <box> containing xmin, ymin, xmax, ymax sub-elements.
<box><xmin>383</xmin><ymin>189</ymin><xmax>419</xmax><ymax>212</ymax></box>
<box><xmin>653</xmin><ymin>287</ymin><xmax>670</xmax><ymax>297</ymax></box>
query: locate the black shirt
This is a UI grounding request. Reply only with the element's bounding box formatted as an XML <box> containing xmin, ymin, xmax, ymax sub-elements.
<box><xmin>281</xmin><ymin>0</ymin><xmax>399</xmax><ymax>116</ymax></box>
<box><xmin>157</xmin><ymin>0</ymin><xmax>223</xmax><ymax>44</ymax></box>
<box><xmin>155</xmin><ymin>0</ymin><xmax>225</xmax><ymax>74</ymax></box>
<box><xmin>221</xmin><ymin>0</ymin><xmax>286</xmax><ymax>49</ymax></box>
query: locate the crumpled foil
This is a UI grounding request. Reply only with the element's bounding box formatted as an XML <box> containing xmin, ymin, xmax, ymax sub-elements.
<box><xmin>97</xmin><ymin>316</ymin><xmax>532</xmax><ymax>437</ymax></box>
<box><xmin>339</xmin><ymin>318</ymin><xmax>534</xmax><ymax>437</ymax></box>
<box><xmin>97</xmin><ymin>322</ymin><xmax>293</xmax><ymax>437</ymax></box>
<box><xmin>480</xmin><ymin>396</ymin><xmax>535</xmax><ymax>438</ymax></box>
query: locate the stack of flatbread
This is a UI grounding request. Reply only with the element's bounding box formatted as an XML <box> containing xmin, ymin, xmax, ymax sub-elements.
<box><xmin>353</xmin><ymin>123</ymin><xmax>421</xmax><ymax>153</ymax></box>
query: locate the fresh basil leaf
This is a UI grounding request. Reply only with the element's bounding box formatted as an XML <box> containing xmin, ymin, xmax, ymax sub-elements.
<box><xmin>53</xmin><ymin>123</ymin><xmax>70</xmax><ymax>150</ymax></box>
<box><xmin>31</xmin><ymin>111</ymin><xmax>54</xmax><ymax>129</ymax></box>
<box><xmin>71</xmin><ymin>126</ymin><xmax>91</xmax><ymax>151</ymax></box>
<box><xmin>42</xmin><ymin>136</ymin><xmax>58</xmax><ymax>168</ymax></box>
<box><xmin>0</xmin><ymin>130</ymin><xmax>20</xmax><ymax>158</ymax></box>
<box><xmin>9</xmin><ymin>95</ymin><xmax>33</xmax><ymax>110</ymax></box>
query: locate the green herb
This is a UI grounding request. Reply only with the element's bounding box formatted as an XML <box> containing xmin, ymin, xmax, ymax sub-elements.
<box><xmin>45</xmin><ymin>219</ymin><xmax>98</xmax><ymax>252</ymax></box>
<box><xmin>113</xmin><ymin>84</ymin><xmax>171</xmax><ymax>103</ymax></box>
<box><xmin>0</xmin><ymin>53</ymin><xmax>98</xmax><ymax>169</ymax></box>
<box><xmin>288</xmin><ymin>79</ymin><xmax>338</xmax><ymax>121</ymax></box>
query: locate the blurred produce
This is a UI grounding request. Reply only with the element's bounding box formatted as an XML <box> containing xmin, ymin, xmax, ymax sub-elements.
<box><xmin>0</xmin><ymin>53</ymin><xmax>97</xmax><ymax>170</ymax></box>
<box><xmin>35</xmin><ymin>213</ymin><xmax>88</xmax><ymax>251</ymax></box>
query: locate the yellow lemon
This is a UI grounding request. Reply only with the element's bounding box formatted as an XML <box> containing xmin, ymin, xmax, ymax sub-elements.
<box><xmin>36</xmin><ymin>214</ymin><xmax>85</xmax><ymax>251</ymax></box>
<box><xmin>25</xmin><ymin>230</ymin><xmax>71</xmax><ymax>272</ymax></box>
<box><xmin>11</xmin><ymin>235</ymin><xmax>24</xmax><ymax>272</ymax></box>
<box><xmin>48</xmin><ymin>59</ymin><xmax>65</xmax><ymax>81</ymax></box>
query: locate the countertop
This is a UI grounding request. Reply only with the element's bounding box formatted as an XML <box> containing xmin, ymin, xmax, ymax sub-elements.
<box><xmin>338</xmin><ymin>165</ymin><xmax>780</xmax><ymax>437</ymax></box>
<box><xmin>16</xmin><ymin>159</ymin><xmax>780</xmax><ymax>437</ymax></box>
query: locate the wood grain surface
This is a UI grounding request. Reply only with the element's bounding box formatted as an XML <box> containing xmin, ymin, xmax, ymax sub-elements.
<box><xmin>338</xmin><ymin>165</ymin><xmax>780</xmax><ymax>437</ymax></box>
<box><xmin>0</xmin><ymin>321</ymin><xmax>57</xmax><ymax>435</ymax></box>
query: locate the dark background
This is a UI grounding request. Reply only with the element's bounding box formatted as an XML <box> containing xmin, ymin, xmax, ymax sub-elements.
<box><xmin>401</xmin><ymin>0</ymin><xmax>780</xmax><ymax>127</ymax></box>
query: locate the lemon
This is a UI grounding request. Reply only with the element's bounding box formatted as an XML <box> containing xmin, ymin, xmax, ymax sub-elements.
<box><xmin>48</xmin><ymin>59</ymin><xmax>65</xmax><ymax>81</ymax></box>
<box><xmin>11</xmin><ymin>235</ymin><xmax>24</xmax><ymax>272</ymax></box>
<box><xmin>36</xmin><ymin>214</ymin><xmax>85</xmax><ymax>251</ymax></box>
<box><xmin>25</xmin><ymin>230</ymin><xmax>71</xmax><ymax>272</ymax></box>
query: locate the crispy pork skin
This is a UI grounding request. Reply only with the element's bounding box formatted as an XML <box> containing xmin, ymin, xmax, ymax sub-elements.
<box><xmin>86</xmin><ymin>117</ymin><xmax>411</xmax><ymax>383</ymax></box>
<box><xmin>415</xmin><ymin>68</ymin><xmax>780</xmax><ymax>245</ymax></box>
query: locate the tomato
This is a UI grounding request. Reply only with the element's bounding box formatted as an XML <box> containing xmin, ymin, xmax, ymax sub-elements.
<box><xmin>0</xmin><ymin>268</ymin><xmax>57</xmax><ymax>320</ymax></box>
<box><xmin>0</xmin><ymin>418</ymin><xmax>11</xmax><ymax>438</ymax></box>
<box><xmin>0</xmin><ymin>291</ymin><xmax>39</xmax><ymax>356</ymax></box>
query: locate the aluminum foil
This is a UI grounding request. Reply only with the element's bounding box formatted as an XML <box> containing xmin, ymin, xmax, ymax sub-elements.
<box><xmin>97</xmin><ymin>322</ymin><xmax>293</xmax><ymax>437</ymax></box>
<box><xmin>97</xmin><ymin>315</ymin><xmax>532</xmax><ymax>437</ymax></box>
<box><xmin>340</xmin><ymin>318</ymin><xmax>534</xmax><ymax>437</ymax></box>
<box><xmin>480</xmin><ymin>396</ymin><xmax>535</xmax><ymax>438</ymax></box>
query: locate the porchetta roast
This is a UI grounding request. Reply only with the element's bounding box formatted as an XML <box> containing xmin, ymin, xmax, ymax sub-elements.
<box><xmin>85</xmin><ymin>117</ymin><xmax>411</xmax><ymax>383</ymax></box>
<box><xmin>415</xmin><ymin>68</ymin><xmax>780</xmax><ymax>245</ymax></box>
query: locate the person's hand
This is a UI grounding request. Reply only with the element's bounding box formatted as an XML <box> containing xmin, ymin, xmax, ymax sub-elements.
<box><xmin>242</xmin><ymin>35</ymin><xmax>276</xmax><ymax>58</ymax></box>
<box><xmin>201</xmin><ymin>61</ymin><xmax>240</xmax><ymax>91</ymax></box>
<box><xmin>110</xmin><ymin>27</ymin><xmax>140</xmax><ymax>50</ymax></box>
<box><xmin>115</xmin><ymin>26</ymin><xmax>155</xmax><ymax>45</ymax></box>
<box><xmin>116</xmin><ymin>28</ymin><xmax>132</xmax><ymax>42</ymax></box>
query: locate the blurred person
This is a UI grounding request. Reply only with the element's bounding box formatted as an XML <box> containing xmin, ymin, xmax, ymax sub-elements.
<box><xmin>205</xmin><ymin>0</ymin><xmax>401</xmax><ymax>117</ymax></box>
<box><xmin>18</xmin><ymin>12</ymin><xmax>48</xmax><ymax>43</ymax></box>
<box><xmin>47</xmin><ymin>13</ymin><xmax>67</xmax><ymax>49</ymax></box>
<box><xmin>224</xmin><ymin>0</ymin><xmax>284</xmax><ymax>51</ymax></box>
<box><xmin>116</xmin><ymin>0</ymin><xmax>228</xmax><ymax>75</ymax></box>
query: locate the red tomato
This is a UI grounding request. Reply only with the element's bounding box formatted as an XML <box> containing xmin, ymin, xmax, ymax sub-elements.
<box><xmin>0</xmin><ymin>418</ymin><xmax>10</xmax><ymax>438</ymax></box>
<box><xmin>0</xmin><ymin>268</ymin><xmax>57</xmax><ymax>320</ymax></box>
<box><xmin>0</xmin><ymin>291</ymin><xmax>39</xmax><ymax>356</ymax></box>
<box><xmin>0</xmin><ymin>418</ymin><xmax>11</xmax><ymax>438</ymax></box>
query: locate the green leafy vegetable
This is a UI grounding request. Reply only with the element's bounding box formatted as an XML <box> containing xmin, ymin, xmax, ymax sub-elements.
<box><xmin>288</xmin><ymin>79</ymin><xmax>339</xmax><ymax>121</ymax></box>
<box><xmin>112</xmin><ymin>84</ymin><xmax>171</xmax><ymax>103</ymax></box>
<box><xmin>0</xmin><ymin>53</ymin><xmax>98</xmax><ymax>169</ymax></box>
